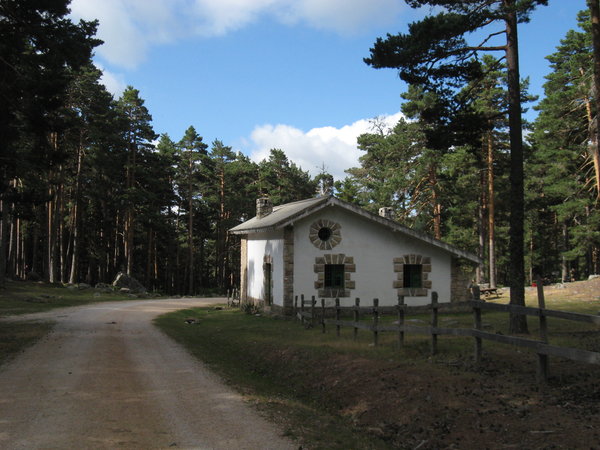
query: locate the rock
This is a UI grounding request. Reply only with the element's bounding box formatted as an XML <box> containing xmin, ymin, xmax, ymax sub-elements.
<box><xmin>112</xmin><ymin>272</ymin><xmax>147</xmax><ymax>293</ymax></box>
<box><xmin>25</xmin><ymin>296</ymin><xmax>50</xmax><ymax>303</ymax></box>
<box><xmin>78</xmin><ymin>283</ymin><xmax>91</xmax><ymax>290</ymax></box>
<box><xmin>589</xmin><ymin>274</ymin><xmax>599</xmax><ymax>280</ymax></box>
<box><xmin>25</xmin><ymin>271</ymin><xmax>41</xmax><ymax>282</ymax></box>
<box><xmin>119</xmin><ymin>287</ymin><xmax>131</xmax><ymax>293</ymax></box>
<box><xmin>441</xmin><ymin>319</ymin><xmax>460</xmax><ymax>326</ymax></box>
<box><xmin>94</xmin><ymin>283</ymin><xmax>113</xmax><ymax>293</ymax></box>
<box><xmin>93</xmin><ymin>292</ymin><xmax>102</xmax><ymax>298</ymax></box>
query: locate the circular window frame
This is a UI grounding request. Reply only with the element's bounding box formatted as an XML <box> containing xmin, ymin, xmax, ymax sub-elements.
<box><xmin>309</xmin><ymin>220</ymin><xmax>341</xmax><ymax>250</ymax></box>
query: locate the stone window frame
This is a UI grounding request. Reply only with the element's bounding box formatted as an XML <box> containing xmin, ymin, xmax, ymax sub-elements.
<box><xmin>314</xmin><ymin>254</ymin><xmax>355</xmax><ymax>298</ymax></box>
<box><xmin>393</xmin><ymin>254</ymin><xmax>432</xmax><ymax>297</ymax></box>
<box><xmin>309</xmin><ymin>219</ymin><xmax>341</xmax><ymax>250</ymax></box>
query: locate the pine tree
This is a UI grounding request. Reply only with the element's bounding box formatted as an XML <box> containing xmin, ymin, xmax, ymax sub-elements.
<box><xmin>116</xmin><ymin>87</ymin><xmax>157</xmax><ymax>277</ymax></box>
<box><xmin>364</xmin><ymin>0</ymin><xmax>548</xmax><ymax>333</ymax></box>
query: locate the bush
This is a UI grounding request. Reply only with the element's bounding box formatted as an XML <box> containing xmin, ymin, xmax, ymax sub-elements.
<box><xmin>241</xmin><ymin>301</ymin><xmax>262</xmax><ymax>315</ymax></box>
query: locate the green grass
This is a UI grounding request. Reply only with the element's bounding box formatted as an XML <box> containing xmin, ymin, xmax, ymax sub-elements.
<box><xmin>0</xmin><ymin>321</ymin><xmax>55</xmax><ymax>366</ymax></box>
<box><xmin>0</xmin><ymin>279</ymin><xmax>159</xmax><ymax>371</ymax></box>
<box><xmin>0</xmin><ymin>279</ymin><xmax>150</xmax><ymax>317</ymax></box>
<box><xmin>155</xmin><ymin>299</ymin><xmax>600</xmax><ymax>448</ymax></box>
<box><xmin>155</xmin><ymin>307</ymin><xmax>394</xmax><ymax>449</ymax></box>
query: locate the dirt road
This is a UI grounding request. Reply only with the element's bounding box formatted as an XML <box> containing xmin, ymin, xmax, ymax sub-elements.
<box><xmin>0</xmin><ymin>299</ymin><xmax>296</xmax><ymax>449</ymax></box>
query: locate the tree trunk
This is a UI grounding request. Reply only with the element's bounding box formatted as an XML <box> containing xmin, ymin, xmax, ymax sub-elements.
<box><xmin>0</xmin><ymin>197</ymin><xmax>8</xmax><ymax>288</ymax></box>
<box><xmin>188</xmin><ymin>171</ymin><xmax>194</xmax><ymax>295</ymax></box>
<box><xmin>477</xmin><ymin>150</ymin><xmax>486</xmax><ymax>285</ymax></box>
<box><xmin>487</xmin><ymin>130</ymin><xmax>497</xmax><ymax>289</ymax></box>
<box><xmin>588</xmin><ymin>0</ymin><xmax>600</xmax><ymax>201</ymax></box>
<box><xmin>561</xmin><ymin>222</ymin><xmax>569</xmax><ymax>283</ymax></box>
<box><xmin>505</xmin><ymin>0</ymin><xmax>528</xmax><ymax>333</ymax></box>
<box><xmin>68</xmin><ymin>143</ymin><xmax>84</xmax><ymax>284</ymax></box>
<box><xmin>430</xmin><ymin>165</ymin><xmax>442</xmax><ymax>240</ymax></box>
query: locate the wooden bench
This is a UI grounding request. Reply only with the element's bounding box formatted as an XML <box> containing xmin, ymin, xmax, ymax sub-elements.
<box><xmin>480</xmin><ymin>287</ymin><xmax>500</xmax><ymax>298</ymax></box>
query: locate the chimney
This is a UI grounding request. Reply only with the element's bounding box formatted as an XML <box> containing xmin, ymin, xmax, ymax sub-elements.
<box><xmin>379</xmin><ymin>207</ymin><xmax>394</xmax><ymax>220</ymax></box>
<box><xmin>256</xmin><ymin>197</ymin><xmax>273</xmax><ymax>218</ymax></box>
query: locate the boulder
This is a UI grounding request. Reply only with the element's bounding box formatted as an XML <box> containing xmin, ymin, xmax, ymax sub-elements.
<box><xmin>26</xmin><ymin>271</ymin><xmax>42</xmax><ymax>282</ymax></box>
<box><xmin>112</xmin><ymin>272</ymin><xmax>147</xmax><ymax>293</ymax></box>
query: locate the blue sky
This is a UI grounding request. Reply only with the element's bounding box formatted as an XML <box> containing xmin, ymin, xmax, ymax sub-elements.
<box><xmin>70</xmin><ymin>0</ymin><xmax>587</xmax><ymax>180</ymax></box>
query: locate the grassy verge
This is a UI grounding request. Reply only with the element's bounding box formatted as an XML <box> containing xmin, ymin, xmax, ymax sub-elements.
<box><xmin>155</xmin><ymin>296</ymin><xmax>600</xmax><ymax>449</ymax></box>
<box><xmin>0</xmin><ymin>279</ymin><xmax>151</xmax><ymax>317</ymax></box>
<box><xmin>155</xmin><ymin>307</ymin><xmax>395</xmax><ymax>449</ymax></box>
<box><xmin>0</xmin><ymin>279</ymin><xmax>157</xmax><ymax>369</ymax></box>
<box><xmin>0</xmin><ymin>321</ymin><xmax>55</xmax><ymax>366</ymax></box>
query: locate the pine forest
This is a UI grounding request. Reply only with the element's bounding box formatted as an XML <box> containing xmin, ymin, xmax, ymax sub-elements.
<box><xmin>1</xmin><ymin>1</ymin><xmax>599</xmax><ymax>297</ymax></box>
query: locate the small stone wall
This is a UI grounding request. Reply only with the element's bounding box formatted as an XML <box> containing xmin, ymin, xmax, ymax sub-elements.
<box><xmin>283</xmin><ymin>226</ymin><xmax>294</xmax><ymax>314</ymax></box>
<box><xmin>451</xmin><ymin>257</ymin><xmax>475</xmax><ymax>303</ymax></box>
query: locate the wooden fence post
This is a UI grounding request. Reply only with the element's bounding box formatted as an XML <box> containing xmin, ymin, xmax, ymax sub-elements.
<box><xmin>300</xmin><ymin>294</ymin><xmax>305</xmax><ymax>326</ymax></box>
<box><xmin>294</xmin><ymin>295</ymin><xmax>298</xmax><ymax>316</ymax></box>
<box><xmin>311</xmin><ymin>296</ymin><xmax>316</xmax><ymax>327</ymax></box>
<box><xmin>397</xmin><ymin>295</ymin><xmax>405</xmax><ymax>349</ymax></box>
<box><xmin>335</xmin><ymin>298</ymin><xmax>340</xmax><ymax>337</ymax></box>
<box><xmin>353</xmin><ymin>298</ymin><xmax>360</xmax><ymax>341</ymax></box>
<box><xmin>431</xmin><ymin>292</ymin><xmax>438</xmax><ymax>355</ymax></box>
<box><xmin>372</xmin><ymin>298</ymin><xmax>379</xmax><ymax>347</ymax></box>
<box><xmin>536</xmin><ymin>278</ymin><xmax>549</xmax><ymax>383</ymax></box>
<box><xmin>473</xmin><ymin>287</ymin><xmax>482</xmax><ymax>364</ymax></box>
<box><xmin>321</xmin><ymin>298</ymin><xmax>326</xmax><ymax>334</ymax></box>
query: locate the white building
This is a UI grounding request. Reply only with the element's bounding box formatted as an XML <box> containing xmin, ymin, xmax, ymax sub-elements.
<box><xmin>229</xmin><ymin>196</ymin><xmax>479</xmax><ymax>315</ymax></box>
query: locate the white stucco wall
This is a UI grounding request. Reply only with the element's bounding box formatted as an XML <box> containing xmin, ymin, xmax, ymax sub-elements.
<box><xmin>293</xmin><ymin>207</ymin><xmax>453</xmax><ymax>307</ymax></box>
<box><xmin>246</xmin><ymin>230</ymin><xmax>284</xmax><ymax>306</ymax></box>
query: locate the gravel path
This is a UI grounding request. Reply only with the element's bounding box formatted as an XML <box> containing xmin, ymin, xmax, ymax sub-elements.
<box><xmin>0</xmin><ymin>299</ymin><xmax>296</xmax><ymax>449</ymax></box>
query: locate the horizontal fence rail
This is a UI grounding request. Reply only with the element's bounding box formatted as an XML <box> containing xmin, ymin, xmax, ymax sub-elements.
<box><xmin>293</xmin><ymin>288</ymin><xmax>600</xmax><ymax>383</ymax></box>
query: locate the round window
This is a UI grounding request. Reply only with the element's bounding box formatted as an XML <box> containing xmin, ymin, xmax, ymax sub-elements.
<box><xmin>318</xmin><ymin>227</ymin><xmax>332</xmax><ymax>241</ymax></box>
<box><xmin>309</xmin><ymin>220</ymin><xmax>341</xmax><ymax>250</ymax></box>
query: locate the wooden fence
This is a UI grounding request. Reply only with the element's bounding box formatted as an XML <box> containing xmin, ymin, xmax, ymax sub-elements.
<box><xmin>294</xmin><ymin>287</ymin><xmax>600</xmax><ymax>383</ymax></box>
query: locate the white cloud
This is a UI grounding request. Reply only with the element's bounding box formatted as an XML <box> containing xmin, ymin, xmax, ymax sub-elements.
<box><xmin>246</xmin><ymin>112</ymin><xmax>404</xmax><ymax>180</ymax></box>
<box><xmin>70</xmin><ymin>0</ymin><xmax>407</xmax><ymax>68</ymax></box>
<box><xmin>96</xmin><ymin>64</ymin><xmax>127</xmax><ymax>97</ymax></box>
<box><xmin>280</xmin><ymin>0</ymin><xmax>404</xmax><ymax>35</ymax></box>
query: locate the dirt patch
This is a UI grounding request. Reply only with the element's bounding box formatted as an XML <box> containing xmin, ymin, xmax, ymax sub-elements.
<box><xmin>263</xmin><ymin>279</ymin><xmax>600</xmax><ymax>449</ymax></box>
<box><xmin>265</xmin><ymin>349</ymin><xmax>600</xmax><ymax>449</ymax></box>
